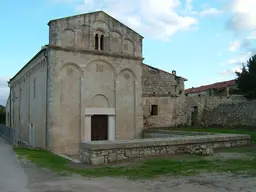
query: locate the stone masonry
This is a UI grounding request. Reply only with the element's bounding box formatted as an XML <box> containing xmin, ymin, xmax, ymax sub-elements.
<box><xmin>203</xmin><ymin>100</ymin><xmax>256</xmax><ymax>127</ymax></box>
<box><xmin>80</xmin><ymin>133</ymin><xmax>251</xmax><ymax>165</ymax></box>
<box><xmin>6</xmin><ymin>10</ymin><xmax>189</xmax><ymax>156</ymax></box>
<box><xmin>142</xmin><ymin>64</ymin><xmax>188</xmax><ymax>128</ymax></box>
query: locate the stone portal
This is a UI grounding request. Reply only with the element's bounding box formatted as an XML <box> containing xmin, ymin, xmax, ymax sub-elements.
<box><xmin>84</xmin><ymin>108</ymin><xmax>115</xmax><ymax>142</ymax></box>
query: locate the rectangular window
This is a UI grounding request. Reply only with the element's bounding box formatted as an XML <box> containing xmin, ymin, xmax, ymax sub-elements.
<box><xmin>33</xmin><ymin>78</ymin><xmax>36</xmax><ymax>98</ymax></box>
<box><xmin>19</xmin><ymin>88</ymin><xmax>22</xmax><ymax>122</ymax></box>
<box><xmin>151</xmin><ymin>105</ymin><xmax>158</xmax><ymax>116</ymax></box>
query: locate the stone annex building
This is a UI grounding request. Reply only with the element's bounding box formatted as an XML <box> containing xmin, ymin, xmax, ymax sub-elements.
<box><xmin>5</xmin><ymin>11</ymin><xmax>188</xmax><ymax>155</ymax></box>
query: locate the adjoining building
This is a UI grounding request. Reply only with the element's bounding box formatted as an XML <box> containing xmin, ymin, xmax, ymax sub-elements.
<box><xmin>185</xmin><ymin>80</ymin><xmax>238</xmax><ymax>97</ymax></box>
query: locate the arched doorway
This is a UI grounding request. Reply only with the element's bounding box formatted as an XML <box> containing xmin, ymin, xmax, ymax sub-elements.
<box><xmin>91</xmin><ymin>115</ymin><xmax>108</xmax><ymax>141</ymax></box>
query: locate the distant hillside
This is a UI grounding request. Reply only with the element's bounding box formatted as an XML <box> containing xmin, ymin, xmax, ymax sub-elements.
<box><xmin>0</xmin><ymin>105</ymin><xmax>5</xmax><ymax>111</ymax></box>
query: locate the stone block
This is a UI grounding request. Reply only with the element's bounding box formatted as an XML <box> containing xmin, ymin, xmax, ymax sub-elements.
<box><xmin>90</xmin><ymin>156</ymin><xmax>105</xmax><ymax>165</ymax></box>
<box><xmin>117</xmin><ymin>154</ymin><xmax>128</xmax><ymax>160</ymax></box>
<box><xmin>108</xmin><ymin>153</ymin><xmax>117</xmax><ymax>162</ymax></box>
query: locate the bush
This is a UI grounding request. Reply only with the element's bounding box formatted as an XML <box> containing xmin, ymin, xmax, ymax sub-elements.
<box><xmin>0</xmin><ymin>110</ymin><xmax>5</xmax><ymax>124</ymax></box>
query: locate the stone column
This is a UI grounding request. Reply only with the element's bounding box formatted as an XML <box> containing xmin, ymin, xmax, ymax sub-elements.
<box><xmin>115</xmin><ymin>80</ymin><xmax>119</xmax><ymax>139</ymax></box>
<box><xmin>134</xmin><ymin>80</ymin><xmax>137</xmax><ymax>138</ymax></box>
<box><xmin>108</xmin><ymin>115</ymin><xmax>115</xmax><ymax>140</ymax></box>
<box><xmin>84</xmin><ymin>115</ymin><xmax>91</xmax><ymax>142</ymax></box>
<box><xmin>98</xmin><ymin>36</ymin><xmax>101</xmax><ymax>50</ymax></box>
<box><xmin>226</xmin><ymin>87</ymin><xmax>230</xmax><ymax>97</ymax></box>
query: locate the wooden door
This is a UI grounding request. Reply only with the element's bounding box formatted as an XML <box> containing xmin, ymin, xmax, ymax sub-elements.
<box><xmin>91</xmin><ymin>115</ymin><xmax>108</xmax><ymax>141</ymax></box>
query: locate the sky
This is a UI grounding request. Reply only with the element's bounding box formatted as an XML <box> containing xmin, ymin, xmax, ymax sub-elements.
<box><xmin>0</xmin><ymin>0</ymin><xmax>256</xmax><ymax>105</ymax></box>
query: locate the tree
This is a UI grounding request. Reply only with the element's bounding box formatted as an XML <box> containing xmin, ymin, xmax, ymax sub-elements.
<box><xmin>235</xmin><ymin>54</ymin><xmax>256</xmax><ymax>99</ymax></box>
<box><xmin>0</xmin><ymin>106</ymin><xmax>5</xmax><ymax>124</ymax></box>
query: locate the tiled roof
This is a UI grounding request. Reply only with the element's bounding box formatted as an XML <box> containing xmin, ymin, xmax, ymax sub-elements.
<box><xmin>185</xmin><ymin>80</ymin><xmax>236</xmax><ymax>94</ymax></box>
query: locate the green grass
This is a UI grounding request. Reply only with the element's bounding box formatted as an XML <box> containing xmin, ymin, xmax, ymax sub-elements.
<box><xmin>14</xmin><ymin>146</ymin><xmax>256</xmax><ymax>179</ymax></box>
<box><xmin>14</xmin><ymin>148</ymin><xmax>69</xmax><ymax>171</ymax></box>
<box><xmin>168</xmin><ymin>127</ymin><xmax>256</xmax><ymax>143</ymax></box>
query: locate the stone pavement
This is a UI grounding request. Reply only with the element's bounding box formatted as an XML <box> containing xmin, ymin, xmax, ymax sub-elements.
<box><xmin>0</xmin><ymin>137</ymin><xmax>30</xmax><ymax>192</ymax></box>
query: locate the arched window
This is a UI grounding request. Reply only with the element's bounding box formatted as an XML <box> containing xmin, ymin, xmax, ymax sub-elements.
<box><xmin>94</xmin><ymin>32</ymin><xmax>105</xmax><ymax>51</ymax></box>
<box><xmin>100</xmin><ymin>35</ymin><xmax>104</xmax><ymax>50</ymax></box>
<box><xmin>95</xmin><ymin>34</ymin><xmax>99</xmax><ymax>50</ymax></box>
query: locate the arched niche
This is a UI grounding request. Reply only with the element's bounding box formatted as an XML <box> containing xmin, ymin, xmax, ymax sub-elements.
<box><xmin>92</xmin><ymin>94</ymin><xmax>109</xmax><ymax>108</ymax></box>
<box><xmin>123</xmin><ymin>38</ymin><xmax>135</xmax><ymax>56</ymax></box>
<box><xmin>77</xmin><ymin>25</ymin><xmax>91</xmax><ymax>49</ymax></box>
<box><xmin>110</xmin><ymin>31</ymin><xmax>122</xmax><ymax>53</ymax></box>
<box><xmin>60</xmin><ymin>29</ymin><xmax>75</xmax><ymax>47</ymax></box>
<box><xmin>83</xmin><ymin>60</ymin><xmax>115</xmax><ymax>108</ymax></box>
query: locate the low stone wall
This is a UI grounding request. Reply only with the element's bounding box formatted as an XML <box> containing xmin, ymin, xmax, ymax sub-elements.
<box><xmin>143</xmin><ymin>129</ymin><xmax>213</xmax><ymax>138</ymax></box>
<box><xmin>80</xmin><ymin>133</ymin><xmax>251</xmax><ymax>165</ymax></box>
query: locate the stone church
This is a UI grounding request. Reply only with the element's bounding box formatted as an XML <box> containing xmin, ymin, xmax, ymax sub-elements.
<box><xmin>6</xmin><ymin>11</ymin><xmax>188</xmax><ymax>155</ymax></box>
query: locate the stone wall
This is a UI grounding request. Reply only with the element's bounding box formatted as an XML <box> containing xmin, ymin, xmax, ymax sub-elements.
<box><xmin>186</xmin><ymin>95</ymin><xmax>246</xmax><ymax>126</ymax></box>
<box><xmin>203</xmin><ymin>100</ymin><xmax>256</xmax><ymax>127</ymax></box>
<box><xmin>143</xmin><ymin>129</ymin><xmax>213</xmax><ymax>138</ymax></box>
<box><xmin>142</xmin><ymin>64</ymin><xmax>185</xmax><ymax>97</ymax></box>
<box><xmin>48</xmin><ymin>11</ymin><xmax>143</xmax><ymax>58</ymax></box>
<box><xmin>80</xmin><ymin>133</ymin><xmax>251</xmax><ymax>165</ymax></box>
<box><xmin>8</xmin><ymin>49</ymin><xmax>48</xmax><ymax>148</ymax></box>
<box><xmin>142</xmin><ymin>96</ymin><xmax>188</xmax><ymax>127</ymax></box>
<box><xmin>142</xmin><ymin>64</ymin><xmax>188</xmax><ymax>127</ymax></box>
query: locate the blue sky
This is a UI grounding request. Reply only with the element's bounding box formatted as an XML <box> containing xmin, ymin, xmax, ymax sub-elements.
<box><xmin>0</xmin><ymin>0</ymin><xmax>256</xmax><ymax>105</ymax></box>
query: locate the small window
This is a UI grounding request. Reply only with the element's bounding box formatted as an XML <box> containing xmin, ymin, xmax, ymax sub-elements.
<box><xmin>95</xmin><ymin>34</ymin><xmax>99</xmax><ymax>50</ymax></box>
<box><xmin>33</xmin><ymin>78</ymin><xmax>36</xmax><ymax>98</ymax></box>
<box><xmin>100</xmin><ymin>35</ymin><xmax>104</xmax><ymax>50</ymax></box>
<box><xmin>151</xmin><ymin>105</ymin><xmax>158</xmax><ymax>116</ymax></box>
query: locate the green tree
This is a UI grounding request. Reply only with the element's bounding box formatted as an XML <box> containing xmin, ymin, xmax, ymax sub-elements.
<box><xmin>236</xmin><ymin>54</ymin><xmax>256</xmax><ymax>99</ymax></box>
<box><xmin>0</xmin><ymin>107</ymin><xmax>5</xmax><ymax>124</ymax></box>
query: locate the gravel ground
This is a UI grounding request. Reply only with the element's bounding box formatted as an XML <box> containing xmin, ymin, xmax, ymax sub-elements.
<box><xmin>1</xmin><ymin>137</ymin><xmax>256</xmax><ymax>192</ymax></box>
<box><xmin>19</xmin><ymin>154</ymin><xmax>256</xmax><ymax>192</ymax></box>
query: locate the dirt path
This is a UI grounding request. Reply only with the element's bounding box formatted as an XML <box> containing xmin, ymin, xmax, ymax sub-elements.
<box><xmin>0</xmin><ymin>138</ymin><xmax>30</xmax><ymax>192</ymax></box>
<box><xmin>1</xmin><ymin>137</ymin><xmax>256</xmax><ymax>192</ymax></box>
<box><xmin>20</xmin><ymin>159</ymin><xmax>256</xmax><ymax>192</ymax></box>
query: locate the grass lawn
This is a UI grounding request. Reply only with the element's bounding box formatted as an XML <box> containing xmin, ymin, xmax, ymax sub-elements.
<box><xmin>168</xmin><ymin>127</ymin><xmax>256</xmax><ymax>143</ymax></box>
<box><xmin>14</xmin><ymin>145</ymin><xmax>256</xmax><ymax>179</ymax></box>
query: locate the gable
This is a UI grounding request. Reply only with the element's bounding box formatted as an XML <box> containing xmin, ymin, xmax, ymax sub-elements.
<box><xmin>48</xmin><ymin>11</ymin><xmax>143</xmax><ymax>39</ymax></box>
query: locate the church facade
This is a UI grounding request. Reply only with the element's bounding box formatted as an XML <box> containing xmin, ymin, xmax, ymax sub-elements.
<box><xmin>6</xmin><ymin>11</ymin><xmax>188</xmax><ymax>155</ymax></box>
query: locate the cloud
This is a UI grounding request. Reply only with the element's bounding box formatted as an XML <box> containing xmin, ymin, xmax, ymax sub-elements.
<box><xmin>65</xmin><ymin>0</ymin><xmax>199</xmax><ymax>40</ymax></box>
<box><xmin>0</xmin><ymin>77</ymin><xmax>9</xmax><ymax>106</ymax></box>
<box><xmin>185</xmin><ymin>0</ymin><xmax>193</xmax><ymax>12</ymax></box>
<box><xmin>226</xmin><ymin>0</ymin><xmax>256</xmax><ymax>32</ymax></box>
<box><xmin>219</xmin><ymin>51</ymin><xmax>253</xmax><ymax>76</ymax></box>
<box><xmin>199</xmin><ymin>8</ymin><xmax>222</xmax><ymax>16</ymax></box>
<box><xmin>52</xmin><ymin>0</ymin><xmax>79</xmax><ymax>3</ymax></box>
<box><xmin>226</xmin><ymin>51</ymin><xmax>254</xmax><ymax>65</ymax></box>
<box><xmin>247</xmin><ymin>31</ymin><xmax>256</xmax><ymax>40</ymax></box>
<box><xmin>227</xmin><ymin>31</ymin><xmax>256</xmax><ymax>53</ymax></box>
<box><xmin>221</xmin><ymin>66</ymin><xmax>242</xmax><ymax>76</ymax></box>
<box><xmin>228</xmin><ymin>40</ymin><xmax>241</xmax><ymax>52</ymax></box>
